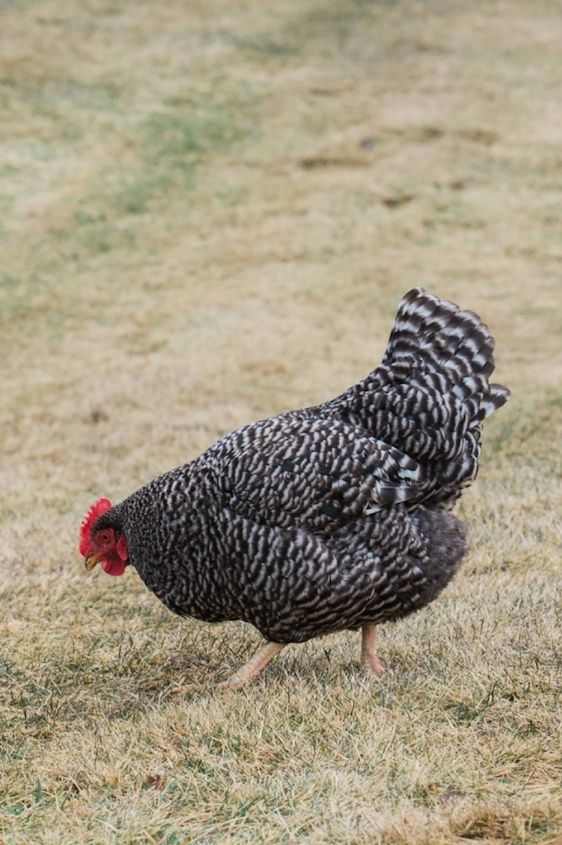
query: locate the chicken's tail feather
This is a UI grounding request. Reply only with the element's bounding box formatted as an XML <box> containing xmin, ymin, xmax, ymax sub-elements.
<box><xmin>327</xmin><ymin>287</ymin><xmax>510</xmax><ymax>509</ymax></box>
<box><xmin>384</xmin><ymin>287</ymin><xmax>510</xmax><ymax>423</ymax></box>
<box><xmin>385</xmin><ymin>287</ymin><xmax>494</xmax><ymax>380</ymax></box>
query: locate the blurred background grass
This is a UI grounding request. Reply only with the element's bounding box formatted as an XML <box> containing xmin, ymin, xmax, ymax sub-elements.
<box><xmin>0</xmin><ymin>1</ymin><xmax>561</xmax><ymax>843</ymax></box>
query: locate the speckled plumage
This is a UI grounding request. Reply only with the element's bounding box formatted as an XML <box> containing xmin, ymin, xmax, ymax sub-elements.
<box><xmin>92</xmin><ymin>289</ymin><xmax>510</xmax><ymax>646</ymax></box>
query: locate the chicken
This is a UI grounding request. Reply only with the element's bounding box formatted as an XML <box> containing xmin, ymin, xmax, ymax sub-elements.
<box><xmin>80</xmin><ymin>288</ymin><xmax>510</xmax><ymax>687</ymax></box>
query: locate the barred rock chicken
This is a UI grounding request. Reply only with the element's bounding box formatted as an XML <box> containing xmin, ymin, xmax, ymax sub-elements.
<box><xmin>80</xmin><ymin>289</ymin><xmax>509</xmax><ymax>688</ymax></box>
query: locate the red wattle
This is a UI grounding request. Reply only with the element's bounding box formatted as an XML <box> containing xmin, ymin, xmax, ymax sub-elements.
<box><xmin>101</xmin><ymin>558</ymin><xmax>126</xmax><ymax>577</ymax></box>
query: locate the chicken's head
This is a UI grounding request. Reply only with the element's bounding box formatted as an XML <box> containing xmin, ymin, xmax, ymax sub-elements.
<box><xmin>79</xmin><ymin>498</ymin><xmax>128</xmax><ymax>576</ymax></box>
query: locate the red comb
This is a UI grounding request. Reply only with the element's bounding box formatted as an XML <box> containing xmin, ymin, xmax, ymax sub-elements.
<box><xmin>79</xmin><ymin>498</ymin><xmax>113</xmax><ymax>556</ymax></box>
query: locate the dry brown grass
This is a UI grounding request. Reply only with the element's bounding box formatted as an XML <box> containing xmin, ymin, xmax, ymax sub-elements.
<box><xmin>1</xmin><ymin>0</ymin><xmax>561</xmax><ymax>842</ymax></box>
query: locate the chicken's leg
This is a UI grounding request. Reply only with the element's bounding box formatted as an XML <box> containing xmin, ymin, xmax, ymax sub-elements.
<box><xmin>361</xmin><ymin>623</ymin><xmax>385</xmax><ymax>677</ymax></box>
<box><xmin>220</xmin><ymin>642</ymin><xmax>286</xmax><ymax>689</ymax></box>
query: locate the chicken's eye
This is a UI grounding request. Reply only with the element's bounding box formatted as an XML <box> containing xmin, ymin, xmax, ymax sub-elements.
<box><xmin>97</xmin><ymin>531</ymin><xmax>110</xmax><ymax>544</ymax></box>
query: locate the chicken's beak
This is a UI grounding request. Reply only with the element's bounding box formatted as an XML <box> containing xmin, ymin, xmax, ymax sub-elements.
<box><xmin>84</xmin><ymin>552</ymin><xmax>103</xmax><ymax>572</ymax></box>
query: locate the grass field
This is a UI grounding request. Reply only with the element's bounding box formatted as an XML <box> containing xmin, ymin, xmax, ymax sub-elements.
<box><xmin>1</xmin><ymin>0</ymin><xmax>561</xmax><ymax>842</ymax></box>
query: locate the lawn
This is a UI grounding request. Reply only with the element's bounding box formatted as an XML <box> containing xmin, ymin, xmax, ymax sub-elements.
<box><xmin>1</xmin><ymin>1</ymin><xmax>561</xmax><ymax>842</ymax></box>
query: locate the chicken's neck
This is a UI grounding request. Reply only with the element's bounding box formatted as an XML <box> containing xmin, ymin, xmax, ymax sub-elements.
<box><xmin>118</xmin><ymin>458</ymin><xmax>215</xmax><ymax>593</ymax></box>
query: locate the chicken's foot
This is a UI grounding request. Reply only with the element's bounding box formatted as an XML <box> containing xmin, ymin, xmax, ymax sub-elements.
<box><xmin>220</xmin><ymin>642</ymin><xmax>285</xmax><ymax>689</ymax></box>
<box><xmin>361</xmin><ymin>623</ymin><xmax>385</xmax><ymax>677</ymax></box>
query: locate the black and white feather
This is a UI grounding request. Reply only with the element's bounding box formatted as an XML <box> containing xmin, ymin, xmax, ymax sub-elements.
<box><xmin>95</xmin><ymin>289</ymin><xmax>510</xmax><ymax>643</ymax></box>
